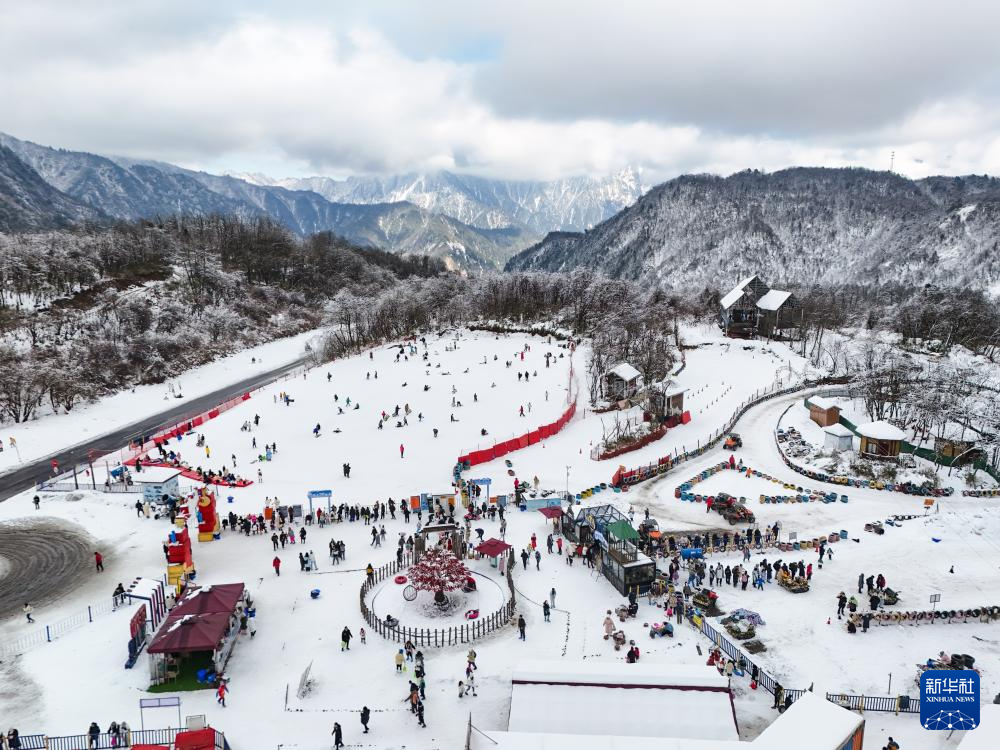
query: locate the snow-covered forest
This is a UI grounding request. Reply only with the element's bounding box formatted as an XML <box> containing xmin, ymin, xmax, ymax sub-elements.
<box><xmin>0</xmin><ymin>216</ymin><xmax>442</xmax><ymax>422</ymax></box>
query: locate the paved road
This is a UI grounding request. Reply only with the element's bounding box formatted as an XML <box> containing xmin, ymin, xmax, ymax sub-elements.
<box><xmin>0</xmin><ymin>355</ymin><xmax>310</xmax><ymax>503</ymax></box>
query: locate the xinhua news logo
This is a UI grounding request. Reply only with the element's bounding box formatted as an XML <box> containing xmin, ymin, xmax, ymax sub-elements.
<box><xmin>920</xmin><ymin>670</ymin><xmax>980</xmax><ymax>730</ymax></box>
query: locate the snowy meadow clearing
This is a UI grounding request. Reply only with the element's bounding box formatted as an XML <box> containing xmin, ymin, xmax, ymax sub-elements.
<box><xmin>0</xmin><ymin>327</ymin><xmax>997</xmax><ymax>750</ymax></box>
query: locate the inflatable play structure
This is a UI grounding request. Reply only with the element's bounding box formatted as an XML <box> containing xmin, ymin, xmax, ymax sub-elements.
<box><xmin>196</xmin><ymin>487</ymin><xmax>221</xmax><ymax>542</ymax></box>
<box><xmin>165</xmin><ymin>526</ymin><xmax>195</xmax><ymax>591</ymax></box>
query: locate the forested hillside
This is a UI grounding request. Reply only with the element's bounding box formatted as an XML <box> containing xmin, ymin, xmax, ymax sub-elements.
<box><xmin>508</xmin><ymin>168</ymin><xmax>1000</xmax><ymax>292</ymax></box>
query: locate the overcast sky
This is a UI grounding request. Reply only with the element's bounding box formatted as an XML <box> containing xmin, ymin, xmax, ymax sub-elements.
<box><xmin>2</xmin><ymin>0</ymin><xmax>999</xmax><ymax>182</ymax></box>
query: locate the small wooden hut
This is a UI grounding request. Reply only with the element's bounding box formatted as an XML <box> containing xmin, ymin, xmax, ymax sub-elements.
<box><xmin>856</xmin><ymin>421</ymin><xmax>906</xmax><ymax>459</ymax></box>
<box><xmin>808</xmin><ymin>397</ymin><xmax>841</xmax><ymax>428</ymax></box>
<box><xmin>603</xmin><ymin>363</ymin><xmax>643</xmax><ymax>401</ymax></box>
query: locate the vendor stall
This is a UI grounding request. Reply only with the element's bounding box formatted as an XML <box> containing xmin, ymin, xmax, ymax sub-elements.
<box><xmin>147</xmin><ymin>582</ymin><xmax>248</xmax><ymax>689</ymax></box>
<box><xmin>474</xmin><ymin>538</ymin><xmax>513</xmax><ymax>569</ymax></box>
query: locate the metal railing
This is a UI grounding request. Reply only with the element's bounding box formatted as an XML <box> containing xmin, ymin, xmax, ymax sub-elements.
<box><xmin>359</xmin><ymin>554</ymin><xmax>516</xmax><ymax>647</ymax></box>
<box><xmin>695</xmin><ymin>615</ymin><xmax>919</xmax><ymax>715</ymax></box>
<box><xmin>0</xmin><ymin>597</ymin><xmax>118</xmax><ymax>657</ymax></box>
<box><xmin>31</xmin><ymin>727</ymin><xmax>228</xmax><ymax>749</ymax></box>
<box><xmin>825</xmin><ymin>693</ymin><xmax>919</xmax><ymax>714</ymax></box>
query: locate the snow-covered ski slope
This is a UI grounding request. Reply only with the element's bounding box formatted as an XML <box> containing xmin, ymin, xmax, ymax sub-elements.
<box><xmin>0</xmin><ymin>327</ymin><xmax>997</xmax><ymax>750</ymax></box>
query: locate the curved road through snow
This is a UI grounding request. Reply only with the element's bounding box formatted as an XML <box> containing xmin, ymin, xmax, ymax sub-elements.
<box><xmin>0</xmin><ymin>355</ymin><xmax>311</xmax><ymax>504</ymax></box>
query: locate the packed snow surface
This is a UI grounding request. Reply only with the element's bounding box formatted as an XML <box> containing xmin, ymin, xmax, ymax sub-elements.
<box><xmin>0</xmin><ymin>327</ymin><xmax>996</xmax><ymax>750</ymax></box>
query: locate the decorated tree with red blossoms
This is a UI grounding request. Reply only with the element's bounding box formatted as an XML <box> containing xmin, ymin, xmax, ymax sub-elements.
<box><xmin>408</xmin><ymin>548</ymin><xmax>471</xmax><ymax>603</ymax></box>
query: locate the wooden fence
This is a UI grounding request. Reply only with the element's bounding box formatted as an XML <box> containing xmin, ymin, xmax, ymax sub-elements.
<box><xmin>359</xmin><ymin>554</ymin><xmax>516</xmax><ymax>647</ymax></box>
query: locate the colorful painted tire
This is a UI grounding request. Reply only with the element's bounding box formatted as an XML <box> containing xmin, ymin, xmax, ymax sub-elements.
<box><xmin>394</xmin><ymin>575</ymin><xmax>407</xmax><ymax>584</ymax></box>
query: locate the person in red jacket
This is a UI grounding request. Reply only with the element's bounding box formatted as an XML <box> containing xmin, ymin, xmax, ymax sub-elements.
<box><xmin>705</xmin><ymin>497</ymin><xmax>713</xmax><ymax>514</ymax></box>
<box><xmin>272</xmin><ymin>556</ymin><xmax>281</xmax><ymax>576</ymax></box>
<box><xmin>399</xmin><ymin>444</ymin><xmax>405</xmax><ymax>459</ymax></box>
<box><xmin>94</xmin><ymin>551</ymin><xmax>104</xmax><ymax>572</ymax></box>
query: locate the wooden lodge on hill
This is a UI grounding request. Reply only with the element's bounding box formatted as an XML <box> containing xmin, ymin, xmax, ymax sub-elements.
<box><xmin>603</xmin><ymin>363</ymin><xmax>643</xmax><ymax>401</ymax></box>
<box><xmin>718</xmin><ymin>275</ymin><xmax>799</xmax><ymax>338</ymax></box>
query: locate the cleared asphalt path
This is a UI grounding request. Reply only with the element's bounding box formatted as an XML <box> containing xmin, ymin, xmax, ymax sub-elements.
<box><xmin>0</xmin><ymin>355</ymin><xmax>310</xmax><ymax>503</ymax></box>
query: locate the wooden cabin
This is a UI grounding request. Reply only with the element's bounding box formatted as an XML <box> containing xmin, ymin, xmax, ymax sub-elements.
<box><xmin>646</xmin><ymin>382</ymin><xmax>686</xmax><ymax>422</ymax></box>
<box><xmin>719</xmin><ymin>275</ymin><xmax>798</xmax><ymax>338</ymax></box>
<box><xmin>756</xmin><ymin>289</ymin><xmax>800</xmax><ymax>338</ymax></box>
<box><xmin>808</xmin><ymin>396</ymin><xmax>841</xmax><ymax>427</ymax></box>
<box><xmin>933</xmin><ymin>435</ymin><xmax>981</xmax><ymax>465</ymax></box>
<box><xmin>856</xmin><ymin>421</ymin><xmax>906</xmax><ymax>459</ymax></box>
<box><xmin>603</xmin><ymin>363</ymin><xmax>643</xmax><ymax>401</ymax></box>
<box><xmin>719</xmin><ymin>276</ymin><xmax>769</xmax><ymax>337</ymax></box>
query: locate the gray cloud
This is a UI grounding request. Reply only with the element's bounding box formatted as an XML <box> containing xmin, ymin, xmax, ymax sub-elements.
<box><xmin>1</xmin><ymin>0</ymin><xmax>998</xmax><ymax>181</ymax></box>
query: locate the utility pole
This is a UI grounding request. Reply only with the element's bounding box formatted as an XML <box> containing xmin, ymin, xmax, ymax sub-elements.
<box><xmin>889</xmin><ymin>150</ymin><xmax>895</xmax><ymax>173</ymax></box>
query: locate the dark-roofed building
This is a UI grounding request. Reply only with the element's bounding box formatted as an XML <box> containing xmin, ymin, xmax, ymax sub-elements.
<box><xmin>718</xmin><ymin>275</ymin><xmax>798</xmax><ymax>338</ymax></box>
<box><xmin>604</xmin><ymin>363</ymin><xmax>643</xmax><ymax>401</ymax></box>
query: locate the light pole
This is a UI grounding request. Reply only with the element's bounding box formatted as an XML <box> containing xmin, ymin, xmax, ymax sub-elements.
<box><xmin>565</xmin><ymin>465</ymin><xmax>571</xmax><ymax>501</ymax></box>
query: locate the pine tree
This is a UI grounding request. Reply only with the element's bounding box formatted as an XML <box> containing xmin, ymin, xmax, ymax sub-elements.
<box><xmin>407</xmin><ymin>548</ymin><xmax>471</xmax><ymax>603</ymax></box>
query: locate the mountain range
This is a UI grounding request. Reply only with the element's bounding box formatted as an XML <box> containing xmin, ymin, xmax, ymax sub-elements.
<box><xmin>0</xmin><ymin>133</ymin><xmax>643</xmax><ymax>269</ymax></box>
<box><xmin>254</xmin><ymin>168</ymin><xmax>645</xmax><ymax>235</ymax></box>
<box><xmin>507</xmin><ymin>167</ymin><xmax>1000</xmax><ymax>292</ymax></box>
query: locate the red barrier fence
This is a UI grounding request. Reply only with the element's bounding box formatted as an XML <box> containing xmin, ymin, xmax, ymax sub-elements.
<box><xmin>131</xmin><ymin>392</ymin><xmax>251</xmax><ymax>455</ymax></box>
<box><xmin>458</xmin><ymin>400</ymin><xmax>576</xmax><ymax>468</ymax></box>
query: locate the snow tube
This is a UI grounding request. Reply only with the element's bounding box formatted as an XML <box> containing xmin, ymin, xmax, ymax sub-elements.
<box><xmin>464</xmin><ymin>609</ymin><xmax>479</xmax><ymax>620</ymax></box>
<box><xmin>310</xmin><ymin>589</ymin><xmax>321</xmax><ymax>599</ymax></box>
<box><xmin>394</xmin><ymin>575</ymin><xmax>407</xmax><ymax>584</ymax></box>
<box><xmin>916</xmin><ymin>611</ymin><xmax>924</xmax><ymax>621</ymax></box>
<box><xmin>991</xmin><ymin>606</ymin><xmax>1000</xmax><ymax>618</ymax></box>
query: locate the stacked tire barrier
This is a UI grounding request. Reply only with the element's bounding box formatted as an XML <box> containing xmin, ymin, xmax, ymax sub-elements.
<box><xmin>613</xmin><ymin>377</ymin><xmax>851</xmax><ymax>489</ymax></box>
<box><xmin>673</xmin><ymin>462</ymin><xmax>847</xmax><ymax>507</ymax></box>
<box><xmin>963</xmin><ymin>488</ymin><xmax>1000</xmax><ymax>497</ymax></box>
<box><xmin>849</xmin><ymin>607</ymin><xmax>1000</xmax><ymax>630</ymax></box>
<box><xmin>774</xmin><ymin>410</ymin><xmax>953</xmax><ymax>497</ymax></box>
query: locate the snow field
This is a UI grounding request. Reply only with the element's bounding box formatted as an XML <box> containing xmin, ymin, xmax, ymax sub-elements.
<box><xmin>0</xmin><ymin>327</ymin><xmax>997</xmax><ymax>750</ymax></box>
<box><xmin>0</xmin><ymin>329</ymin><xmax>322</xmax><ymax>474</ymax></box>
